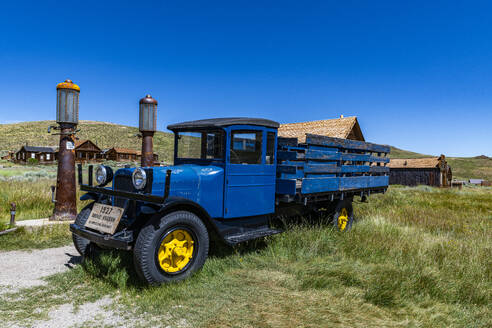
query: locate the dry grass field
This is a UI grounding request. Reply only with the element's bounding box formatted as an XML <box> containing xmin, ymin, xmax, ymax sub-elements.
<box><xmin>1</xmin><ymin>185</ymin><xmax>490</xmax><ymax>327</ymax></box>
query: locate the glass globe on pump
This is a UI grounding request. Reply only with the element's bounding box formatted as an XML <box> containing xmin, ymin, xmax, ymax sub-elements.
<box><xmin>56</xmin><ymin>79</ymin><xmax>80</xmax><ymax>124</ymax></box>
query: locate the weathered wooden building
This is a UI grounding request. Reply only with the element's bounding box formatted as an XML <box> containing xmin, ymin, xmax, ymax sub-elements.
<box><xmin>104</xmin><ymin>148</ymin><xmax>158</xmax><ymax>162</ymax></box>
<box><xmin>105</xmin><ymin>148</ymin><xmax>140</xmax><ymax>162</ymax></box>
<box><xmin>74</xmin><ymin>140</ymin><xmax>103</xmax><ymax>162</ymax></box>
<box><xmin>15</xmin><ymin>146</ymin><xmax>57</xmax><ymax>164</ymax></box>
<box><xmin>278</xmin><ymin>116</ymin><xmax>365</xmax><ymax>142</ymax></box>
<box><xmin>388</xmin><ymin>155</ymin><xmax>452</xmax><ymax>187</ymax></box>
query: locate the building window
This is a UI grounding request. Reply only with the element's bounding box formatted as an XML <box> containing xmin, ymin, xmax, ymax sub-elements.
<box><xmin>230</xmin><ymin>131</ymin><xmax>262</xmax><ymax>164</ymax></box>
<box><xmin>266</xmin><ymin>132</ymin><xmax>275</xmax><ymax>164</ymax></box>
<box><xmin>31</xmin><ymin>153</ymin><xmax>35</xmax><ymax>159</ymax></box>
<box><xmin>46</xmin><ymin>154</ymin><xmax>51</xmax><ymax>160</ymax></box>
<box><xmin>40</xmin><ymin>155</ymin><xmax>44</xmax><ymax>161</ymax></box>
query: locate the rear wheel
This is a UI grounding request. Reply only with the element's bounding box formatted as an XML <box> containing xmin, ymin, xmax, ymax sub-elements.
<box><xmin>133</xmin><ymin>211</ymin><xmax>209</xmax><ymax>285</ymax></box>
<box><xmin>332</xmin><ymin>198</ymin><xmax>354</xmax><ymax>231</ymax></box>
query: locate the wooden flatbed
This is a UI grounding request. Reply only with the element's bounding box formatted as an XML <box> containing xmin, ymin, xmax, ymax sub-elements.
<box><xmin>275</xmin><ymin>133</ymin><xmax>390</xmax><ymax>203</ymax></box>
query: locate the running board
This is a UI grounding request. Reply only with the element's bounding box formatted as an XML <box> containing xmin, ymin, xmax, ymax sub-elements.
<box><xmin>223</xmin><ymin>226</ymin><xmax>283</xmax><ymax>245</ymax></box>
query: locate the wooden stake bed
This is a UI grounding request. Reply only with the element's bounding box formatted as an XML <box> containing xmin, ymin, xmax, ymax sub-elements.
<box><xmin>275</xmin><ymin>133</ymin><xmax>390</xmax><ymax>201</ymax></box>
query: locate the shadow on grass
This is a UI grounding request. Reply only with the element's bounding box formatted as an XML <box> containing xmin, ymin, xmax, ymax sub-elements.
<box><xmin>80</xmin><ymin>237</ymin><xmax>269</xmax><ymax>290</ymax></box>
<box><xmin>81</xmin><ymin>249</ymin><xmax>145</xmax><ymax>290</ymax></box>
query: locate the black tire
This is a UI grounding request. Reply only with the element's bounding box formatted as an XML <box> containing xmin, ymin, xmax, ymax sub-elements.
<box><xmin>332</xmin><ymin>198</ymin><xmax>354</xmax><ymax>231</ymax></box>
<box><xmin>133</xmin><ymin>211</ymin><xmax>209</xmax><ymax>285</ymax></box>
<box><xmin>72</xmin><ymin>203</ymin><xmax>94</xmax><ymax>256</ymax></box>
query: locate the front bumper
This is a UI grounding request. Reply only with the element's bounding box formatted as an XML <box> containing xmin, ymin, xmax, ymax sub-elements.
<box><xmin>70</xmin><ymin>223</ymin><xmax>134</xmax><ymax>250</ymax></box>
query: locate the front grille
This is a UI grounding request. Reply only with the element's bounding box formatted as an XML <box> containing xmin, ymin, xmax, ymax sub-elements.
<box><xmin>113</xmin><ymin>174</ymin><xmax>135</xmax><ymax>208</ymax></box>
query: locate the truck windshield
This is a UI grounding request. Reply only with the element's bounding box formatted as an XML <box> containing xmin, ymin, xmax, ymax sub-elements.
<box><xmin>177</xmin><ymin>130</ymin><xmax>224</xmax><ymax>160</ymax></box>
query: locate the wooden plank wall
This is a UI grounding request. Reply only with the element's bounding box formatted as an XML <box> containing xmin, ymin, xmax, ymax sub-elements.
<box><xmin>276</xmin><ymin>134</ymin><xmax>390</xmax><ymax>195</ymax></box>
<box><xmin>389</xmin><ymin>168</ymin><xmax>441</xmax><ymax>187</ymax></box>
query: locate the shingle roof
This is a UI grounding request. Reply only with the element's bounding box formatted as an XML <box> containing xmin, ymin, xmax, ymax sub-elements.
<box><xmin>388</xmin><ymin>157</ymin><xmax>441</xmax><ymax>169</ymax></box>
<box><xmin>110</xmin><ymin>148</ymin><xmax>141</xmax><ymax>155</ymax></box>
<box><xmin>21</xmin><ymin>146</ymin><xmax>56</xmax><ymax>153</ymax></box>
<box><xmin>278</xmin><ymin>116</ymin><xmax>364</xmax><ymax>142</ymax></box>
<box><xmin>75</xmin><ymin>139</ymin><xmax>101</xmax><ymax>151</ymax></box>
<box><xmin>75</xmin><ymin>139</ymin><xmax>89</xmax><ymax>148</ymax></box>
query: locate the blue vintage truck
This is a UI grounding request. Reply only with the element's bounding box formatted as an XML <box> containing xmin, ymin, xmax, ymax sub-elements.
<box><xmin>71</xmin><ymin>118</ymin><xmax>390</xmax><ymax>284</ymax></box>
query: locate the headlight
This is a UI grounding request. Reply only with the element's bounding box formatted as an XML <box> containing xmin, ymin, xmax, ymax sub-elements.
<box><xmin>132</xmin><ymin>168</ymin><xmax>147</xmax><ymax>190</ymax></box>
<box><xmin>95</xmin><ymin>165</ymin><xmax>113</xmax><ymax>186</ymax></box>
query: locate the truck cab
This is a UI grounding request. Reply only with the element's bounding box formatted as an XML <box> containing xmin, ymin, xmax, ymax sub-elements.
<box><xmin>167</xmin><ymin>118</ymin><xmax>278</xmax><ymax>219</ymax></box>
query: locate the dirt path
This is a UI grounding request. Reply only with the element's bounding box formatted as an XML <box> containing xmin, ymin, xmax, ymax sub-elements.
<box><xmin>0</xmin><ymin>246</ymin><xmax>177</xmax><ymax>327</ymax></box>
<box><xmin>0</xmin><ymin>245</ymin><xmax>81</xmax><ymax>293</ymax></box>
<box><xmin>0</xmin><ymin>246</ymin><xmax>133</xmax><ymax>328</ymax></box>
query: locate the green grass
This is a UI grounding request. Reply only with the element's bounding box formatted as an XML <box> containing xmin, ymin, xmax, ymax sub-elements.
<box><xmin>1</xmin><ymin>186</ymin><xmax>491</xmax><ymax>327</ymax></box>
<box><xmin>0</xmin><ymin>225</ymin><xmax>72</xmax><ymax>251</ymax></box>
<box><xmin>0</xmin><ymin>179</ymin><xmax>55</xmax><ymax>222</ymax></box>
<box><xmin>0</xmin><ymin>177</ymin><xmax>92</xmax><ymax>223</ymax></box>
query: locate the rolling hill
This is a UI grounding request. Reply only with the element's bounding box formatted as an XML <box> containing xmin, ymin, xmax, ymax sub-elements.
<box><xmin>0</xmin><ymin>121</ymin><xmax>490</xmax><ymax>180</ymax></box>
<box><xmin>0</xmin><ymin>120</ymin><xmax>174</xmax><ymax>163</ymax></box>
<box><xmin>389</xmin><ymin>146</ymin><xmax>433</xmax><ymax>159</ymax></box>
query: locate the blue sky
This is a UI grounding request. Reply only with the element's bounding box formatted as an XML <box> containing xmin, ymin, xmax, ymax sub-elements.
<box><xmin>0</xmin><ymin>1</ymin><xmax>491</xmax><ymax>157</ymax></box>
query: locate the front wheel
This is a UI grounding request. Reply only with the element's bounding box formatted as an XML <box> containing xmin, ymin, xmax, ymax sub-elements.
<box><xmin>332</xmin><ymin>198</ymin><xmax>354</xmax><ymax>231</ymax></box>
<box><xmin>133</xmin><ymin>211</ymin><xmax>209</xmax><ymax>285</ymax></box>
<box><xmin>72</xmin><ymin>203</ymin><xmax>93</xmax><ymax>256</ymax></box>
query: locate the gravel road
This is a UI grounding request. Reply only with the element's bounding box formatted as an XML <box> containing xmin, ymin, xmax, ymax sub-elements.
<box><xmin>0</xmin><ymin>245</ymin><xmax>81</xmax><ymax>293</ymax></box>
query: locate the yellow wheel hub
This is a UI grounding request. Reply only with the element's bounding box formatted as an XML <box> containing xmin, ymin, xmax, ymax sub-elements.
<box><xmin>157</xmin><ymin>229</ymin><xmax>194</xmax><ymax>273</ymax></box>
<box><xmin>337</xmin><ymin>208</ymin><xmax>349</xmax><ymax>231</ymax></box>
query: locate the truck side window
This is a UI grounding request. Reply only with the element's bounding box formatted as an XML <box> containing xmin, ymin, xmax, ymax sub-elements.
<box><xmin>177</xmin><ymin>131</ymin><xmax>224</xmax><ymax>160</ymax></box>
<box><xmin>230</xmin><ymin>131</ymin><xmax>262</xmax><ymax>164</ymax></box>
<box><xmin>266</xmin><ymin>132</ymin><xmax>275</xmax><ymax>164</ymax></box>
<box><xmin>177</xmin><ymin>132</ymin><xmax>202</xmax><ymax>159</ymax></box>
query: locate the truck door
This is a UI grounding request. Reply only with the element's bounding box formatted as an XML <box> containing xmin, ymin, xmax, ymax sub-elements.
<box><xmin>224</xmin><ymin>127</ymin><xmax>277</xmax><ymax>218</ymax></box>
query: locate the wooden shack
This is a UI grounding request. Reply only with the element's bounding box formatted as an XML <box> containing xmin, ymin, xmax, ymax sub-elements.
<box><xmin>15</xmin><ymin>146</ymin><xmax>57</xmax><ymax>164</ymax></box>
<box><xmin>104</xmin><ymin>148</ymin><xmax>159</xmax><ymax>162</ymax></box>
<box><xmin>388</xmin><ymin>155</ymin><xmax>452</xmax><ymax>187</ymax></box>
<box><xmin>74</xmin><ymin>140</ymin><xmax>103</xmax><ymax>162</ymax></box>
<box><xmin>278</xmin><ymin>116</ymin><xmax>365</xmax><ymax>142</ymax></box>
<box><xmin>105</xmin><ymin>148</ymin><xmax>140</xmax><ymax>162</ymax></box>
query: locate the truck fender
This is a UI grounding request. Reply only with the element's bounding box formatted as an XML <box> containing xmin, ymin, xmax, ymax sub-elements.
<box><xmin>80</xmin><ymin>193</ymin><xmax>98</xmax><ymax>201</ymax></box>
<box><xmin>80</xmin><ymin>193</ymin><xmax>110</xmax><ymax>203</ymax></box>
<box><xmin>154</xmin><ymin>197</ymin><xmax>219</xmax><ymax>236</ymax></box>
